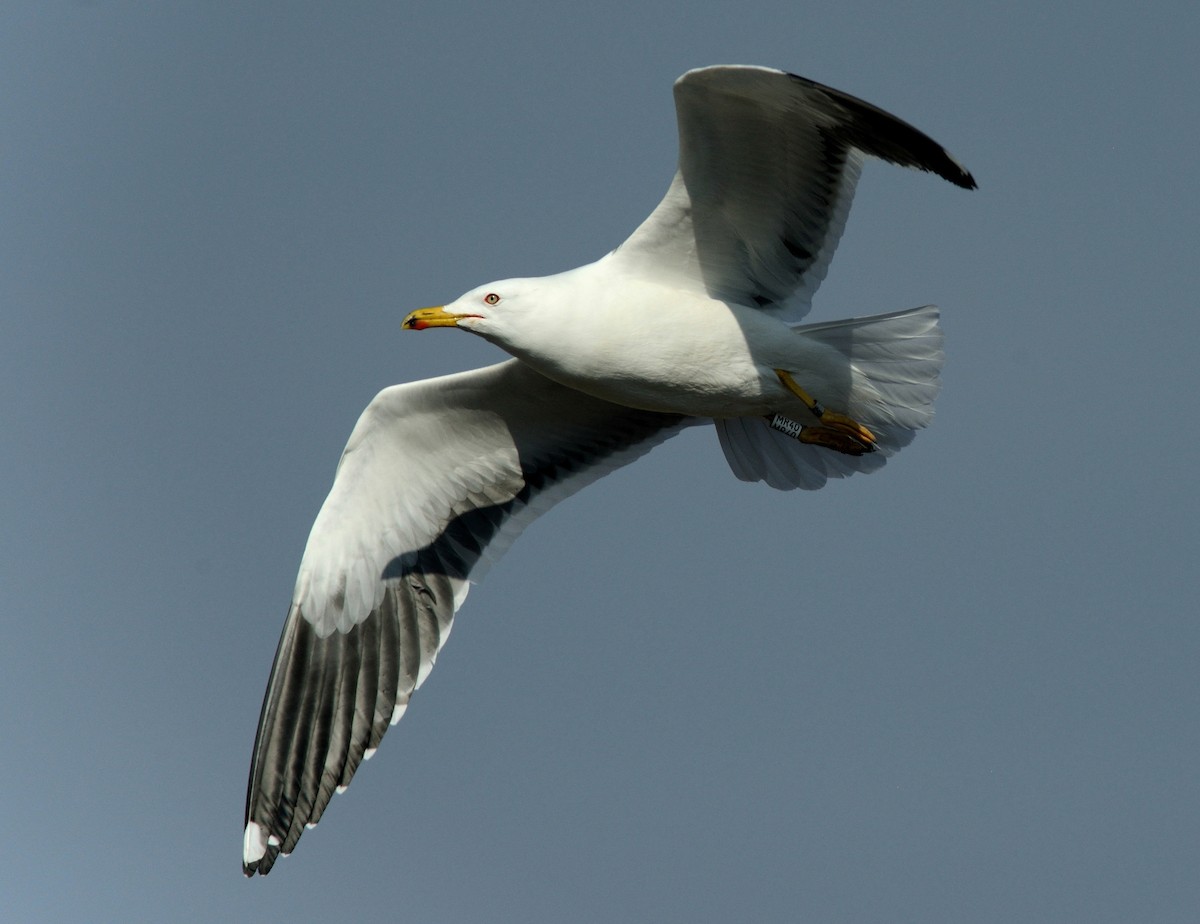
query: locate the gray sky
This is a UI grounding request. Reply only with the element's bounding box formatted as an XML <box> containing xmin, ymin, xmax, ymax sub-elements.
<box><xmin>3</xmin><ymin>2</ymin><xmax>1198</xmax><ymax>921</ymax></box>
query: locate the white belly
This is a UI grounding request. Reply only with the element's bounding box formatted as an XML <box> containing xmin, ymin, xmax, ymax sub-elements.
<box><xmin>499</xmin><ymin>279</ymin><xmax>842</xmax><ymax>418</ymax></box>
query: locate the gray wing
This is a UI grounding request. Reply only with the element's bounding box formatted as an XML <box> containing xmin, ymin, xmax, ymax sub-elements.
<box><xmin>610</xmin><ymin>65</ymin><xmax>976</xmax><ymax>323</ymax></box>
<box><xmin>243</xmin><ymin>360</ymin><xmax>687</xmax><ymax>875</ymax></box>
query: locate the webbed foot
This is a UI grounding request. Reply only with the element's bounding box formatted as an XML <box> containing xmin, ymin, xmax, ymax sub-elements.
<box><xmin>773</xmin><ymin>370</ymin><xmax>877</xmax><ymax>455</ymax></box>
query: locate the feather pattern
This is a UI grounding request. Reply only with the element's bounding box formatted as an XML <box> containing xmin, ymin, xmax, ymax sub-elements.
<box><xmin>613</xmin><ymin>66</ymin><xmax>974</xmax><ymax>323</ymax></box>
<box><xmin>243</xmin><ymin>361</ymin><xmax>686</xmax><ymax>874</ymax></box>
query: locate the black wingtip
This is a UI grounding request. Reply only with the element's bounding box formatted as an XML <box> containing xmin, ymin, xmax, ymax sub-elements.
<box><xmin>948</xmin><ymin>161</ymin><xmax>978</xmax><ymax>191</ymax></box>
<box><xmin>783</xmin><ymin>70</ymin><xmax>978</xmax><ymax>192</ymax></box>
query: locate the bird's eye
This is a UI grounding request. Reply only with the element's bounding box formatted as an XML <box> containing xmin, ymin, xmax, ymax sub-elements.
<box><xmin>483</xmin><ymin>293</ymin><xmax>500</xmax><ymax>305</ymax></box>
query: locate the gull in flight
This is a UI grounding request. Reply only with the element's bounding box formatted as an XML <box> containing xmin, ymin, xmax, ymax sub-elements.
<box><xmin>243</xmin><ymin>65</ymin><xmax>975</xmax><ymax>875</ymax></box>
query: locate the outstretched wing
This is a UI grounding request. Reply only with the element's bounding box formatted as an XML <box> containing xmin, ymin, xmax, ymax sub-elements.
<box><xmin>244</xmin><ymin>360</ymin><xmax>686</xmax><ymax>874</ymax></box>
<box><xmin>610</xmin><ymin>65</ymin><xmax>976</xmax><ymax>323</ymax></box>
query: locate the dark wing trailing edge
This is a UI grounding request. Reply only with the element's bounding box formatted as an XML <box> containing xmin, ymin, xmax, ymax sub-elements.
<box><xmin>612</xmin><ymin>65</ymin><xmax>976</xmax><ymax>323</ymax></box>
<box><xmin>244</xmin><ymin>360</ymin><xmax>687</xmax><ymax>875</ymax></box>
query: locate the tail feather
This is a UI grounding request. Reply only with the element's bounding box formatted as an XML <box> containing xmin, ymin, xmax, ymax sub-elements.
<box><xmin>715</xmin><ymin>305</ymin><xmax>942</xmax><ymax>490</ymax></box>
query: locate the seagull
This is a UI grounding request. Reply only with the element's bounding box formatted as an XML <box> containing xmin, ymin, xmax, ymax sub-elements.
<box><xmin>242</xmin><ymin>64</ymin><xmax>975</xmax><ymax>875</ymax></box>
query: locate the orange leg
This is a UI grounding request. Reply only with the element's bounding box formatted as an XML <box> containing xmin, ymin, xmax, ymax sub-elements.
<box><xmin>773</xmin><ymin>370</ymin><xmax>877</xmax><ymax>455</ymax></box>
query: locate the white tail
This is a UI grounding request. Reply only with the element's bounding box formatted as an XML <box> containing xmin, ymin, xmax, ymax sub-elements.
<box><xmin>715</xmin><ymin>305</ymin><xmax>943</xmax><ymax>490</ymax></box>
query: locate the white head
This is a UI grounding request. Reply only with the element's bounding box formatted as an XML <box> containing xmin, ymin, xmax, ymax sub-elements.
<box><xmin>402</xmin><ymin>277</ymin><xmax>549</xmax><ymax>346</ymax></box>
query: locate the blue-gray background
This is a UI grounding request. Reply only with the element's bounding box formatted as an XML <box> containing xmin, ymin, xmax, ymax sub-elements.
<box><xmin>3</xmin><ymin>2</ymin><xmax>1197</xmax><ymax>921</ymax></box>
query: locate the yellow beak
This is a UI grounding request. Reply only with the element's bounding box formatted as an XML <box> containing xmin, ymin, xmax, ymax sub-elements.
<box><xmin>402</xmin><ymin>306</ymin><xmax>462</xmax><ymax>330</ymax></box>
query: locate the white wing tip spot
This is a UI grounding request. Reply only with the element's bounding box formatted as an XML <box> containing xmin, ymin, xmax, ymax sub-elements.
<box><xmin>390</xmin><ymin>701</ymin><xmax>408</xmax><ymax>725</ymax></box>
<box><xmin>243</xmin><ymin>822</ymin><xmax>268</xmax><ymax>864</ymax></box>
<box><xmin>364</xmin><ymin>747</ymin><xmax>377</xmax><ymax>760</ymax></box>
<box><xmin>336</xmin><ymin>784</ymin><xmax>348</xmax><ymax>794</ymax></box>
